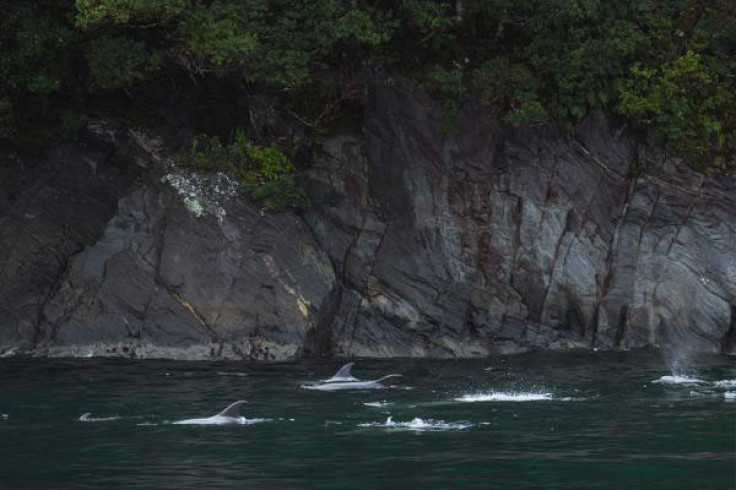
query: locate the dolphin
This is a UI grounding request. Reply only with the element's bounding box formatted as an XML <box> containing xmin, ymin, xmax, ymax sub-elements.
<box><xmin>172</xmin><ymin>401</ymin><xmax>249</xmax><ymax>425</ymax></box>
<box><xmin>322</xmin><ymin>362</ymin><xmax>359</xmax><ymax>383</ymax></box>
<box><xmin>304</xmin><ymin>373</ymin><xmax>403</xmax><ymax>391</ymax></box>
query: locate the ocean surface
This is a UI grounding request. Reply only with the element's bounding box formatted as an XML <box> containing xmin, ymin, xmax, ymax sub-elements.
<box><xmin>1</xmin><ymin>352</ymin><xmax>734</xmax><ymax>489</ymax></box>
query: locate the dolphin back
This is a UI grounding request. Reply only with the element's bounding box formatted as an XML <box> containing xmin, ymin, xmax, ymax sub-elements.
<box><xmin>217</xmin><ymin>400</ymin><xmax>248</xmax><ymax>417</ymax></box>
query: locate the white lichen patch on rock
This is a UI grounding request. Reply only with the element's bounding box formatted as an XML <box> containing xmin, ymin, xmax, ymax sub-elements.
<box><xmin>184</xmin><ymin>197</ymin><xmax>204</xmax><ymax>217</ymax></box>
<box><xmin>161</xmin><ymin>171</ymin><xmax>239</xmax><ymax>220</ymax></box>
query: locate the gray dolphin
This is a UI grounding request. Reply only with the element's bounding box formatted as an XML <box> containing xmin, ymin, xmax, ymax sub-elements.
<box><xmin>305</xmin><ymin>374</ymin><xmax>403</xmax><ymax>391</ymax></box>
<box><xmin>172</xmin><ymin>401</ymin><xmax>248</xmax><ymax>425</ymax></box>
<box><xmin>304</xmin><ymin>363</ymin><xmax>402</xmax><ymax>391</ymax></box>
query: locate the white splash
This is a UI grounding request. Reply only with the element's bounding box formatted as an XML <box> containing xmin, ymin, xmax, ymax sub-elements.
<box><xmin>363</xmin><ymin>401</ymin><xmax>392</xmax><ymax>408</ymax></box>
<box><xmin>79</xmin><ymin>413</ymin><xmax>120</xmax><ymax>422</ymax></box>
<box><xmin>1</xmin><ymin>414</ymin><xmax>8</xmax><ymax>420</ymax></box>
<box><xmin>454</xmin><ymin>391</ymin><xmax>554</xmax><ymax>402</ymax></box>
<box><xmin>216</xmin><ymin>372</ymin><xmax>249</xmax><ymax>377</ymax></box>
<box><xmin>359</xmin><ymin>416</ymin><xmax>472</xmax><ymax>431</ymax></box>
<box><xmin>652</xmin><ymin>375</ymin><xmax>706</xmax><ymax>385</ymax></box>
<box><xmin>724</xmin><ymin>392</ymin><xmax>736</xmax><ymax>402</ymax></box>
<box><xmin>1</xmin><ymin>347</ymin><xmax>17</xmax><ymax>358</ymax></box>
<box><xmin>714</xmin><ymin>379</ymin><xmax>736</xmax><ymax>389</ymax></box>
<box><xmin>136</xmin><ymin>422</ymin><xmax>159</xmax><ymax>427</ymax></box>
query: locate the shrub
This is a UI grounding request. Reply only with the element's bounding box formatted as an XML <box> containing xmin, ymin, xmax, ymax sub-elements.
<box><xmin>75</xmin><ymin>0</ymin><xmax>188</xmax><ymax>29</ymax></box>
<box><xmin>175</xmin><ymin>132</ymin><xmax>307</xmax><ymax>212</ymax></box>
<box><xmin>0</xmin><ymin>0</ymin><xmax>733</xmax><ymax>172</ymax></box>
<box><xmin>473</xmin><ymin>58</ymin><xmax>549</xmax><ymax>125</ymax></box>
<box><xmin>87</xmin><ymin>36</ymin><xmax>161</xmax><ymax>90</ymax></box>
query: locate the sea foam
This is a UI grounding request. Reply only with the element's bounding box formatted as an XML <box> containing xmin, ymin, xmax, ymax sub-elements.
<box><xmin>651</xmin><ymin>375</ymin><xmax>705</xmax><ymax>385</ymax></box>
<box><xmin>454</xmin><ymin>391</ymin><xmax>554</xmax><ymax>402</ymax></box>
<box><xmin>78</xmin><ymin>413</ymin><xmax>120</xmax><ymax>422</ymax></box>
<box><xmin>363</xmin><ymin>401</ymin><xmax>391</xmax><ymax>408</ymax></box>
<box><xmin>359</xmin><ymin>416</ymin><xmax>471</xmax><ymax>431</ymax></box>
<box><xmin>714</xmin><ymin>379</ymin><xmax>736</xmax><ymax>389</ymax></box>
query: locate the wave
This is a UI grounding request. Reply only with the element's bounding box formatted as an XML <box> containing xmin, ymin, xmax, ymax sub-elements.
<box><xmin>216</xmin><ymin>372</ymin><xmax>249</xmax><ymax>377</ymax></box>
<box><xmin>363</xmin><ymin>401</ymin><xmax>391</xmax><ymax>408</ymax></box>
<box><xmin>78</xmin><ymin>413</ymin><xmax>120</xmax><ymax>422</ymax></box>
<box><xmin>688</xmin><ymin>390</ymin><xmax>711</xmax><ymax>397</ymax></box>
<box><xmin>230</xmin><ymin>417</ymin><xmax>271</xmax><ymax>425</ymax></box>
<box><xmin>651</xmin><ymin>375</ymin><xmax>705</xmax><ymax>385</ymax></box>
<box><xmin>454</xmin><ymin>391</ymin><xmax>554</xmax><ymax>402</ymax></box>
<box><xmin>1</xmin><ymin>414</ymin><xmax>8</xmax><ymax>420</ymax></box>
<box><xmin>359</xmin><ymin>416</ymin><xmax>472</xmax><ymax>431</ymax></box>
<box><xmin>714</xmin><ymin>379</ymin><xmax>736</xmax><ymax>389</ymax></box>
<box><xmin>725</xmin><ymin>392</ymin><xmax>736</xmax><ymax>401</ymax></box>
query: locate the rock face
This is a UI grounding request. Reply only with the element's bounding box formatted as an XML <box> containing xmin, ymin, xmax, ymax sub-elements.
<box><xmin>0</xmin><ymin>124</ymin><xmax>335</xmax><ymax>360</ymax></box>
<box><xmin>0</xmin><ymin>122</ymin><xmax>146</xmax><ymax>354</ymax></box>
<box><xmin>306</xmin><ymin>79</ymin><xmax>736</xmax><ymax>358</ymax></box>
<box><xmin>1</xmin><ymin>79</ymin><xmax>734</xmax><ymax>359</ymax></box>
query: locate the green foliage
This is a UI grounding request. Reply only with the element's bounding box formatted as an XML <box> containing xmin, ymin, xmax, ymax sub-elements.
<box><xmin>0</xmin><ymin>0</ymin><xmax>733</xmax><ymax>172</ymax></box>
<box><xmin>473</xmin><ymin>58</ymin><xmax>548</xmax><ymax>125</ymax></box>
<box><xmin>177</xmin><ymin>3</ymin><xmax>258</xmax><ymax>69</ymax></box>
<box><xmin>75</xmin><ymin>0</ymin><xmax>188</xmax><ymax>29</ymax></box>
<box><xmin>411</xmin><ymin>0</ymin><xmax>733</xmax><ymax>169</ymax></box>
<box><xmin>398</xmin><ymin>0</ymin><xmax>454</xmax><ymax>32</ymax></box>
<box><xmin>424</xmin><ymin>65</ymin><xmax>464</xmax><ymax>134</ymax></box>
<box><xmin>0</xmin><ymin>1</ymin><xmax>74</xmax><ymax>141</ymax></box>
<box><xmin>619</xmin><ymin>52</ymin><xmax>734</xmax><ymax>168</ymax></box>
<box><xmin>88</xmin><ymin>36</ymin><xmax>160</xmax><ymax>90</ymax></box>
<box><xmin>614</xmin><ymin>1</ymin><xmax>736</xmax><ymax>169</ymax></box>
<box><xmin>175</xmin><ymin>132</ymin><xmax>307</xmax><ymax>212</ymax></box>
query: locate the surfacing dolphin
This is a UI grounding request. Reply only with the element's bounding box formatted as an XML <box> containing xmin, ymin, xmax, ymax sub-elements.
<box><xmin>304</xmin><ymin>363</ymin><xmax>402</xmax><ymax>391</ymax></box>
<box><xmin>172</xmin><ymin>401</ymin><xmax>248</xmax><ymax>425</ymax></box>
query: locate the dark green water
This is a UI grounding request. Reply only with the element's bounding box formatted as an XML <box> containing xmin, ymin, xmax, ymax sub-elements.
<box><xmin>1</xmin><ymin>352</ymin><xmax>734</xmax><ymax>489</ymax></box>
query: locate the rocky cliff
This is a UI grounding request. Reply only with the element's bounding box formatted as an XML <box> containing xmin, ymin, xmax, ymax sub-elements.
<box><xmin>1</xmin><ymin>80</ymin><xmax>734</xmax><ymax>360</ymax></box>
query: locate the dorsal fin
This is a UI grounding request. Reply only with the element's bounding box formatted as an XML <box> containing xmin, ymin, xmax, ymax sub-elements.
<box><xmin>325</xmin><ymin>362</ymin><xmax>358</xmax><ymax>382</ymax></box>
<box><xmin>217</xmin><ymin>400</ymin><xmax>247</xmax><ymax>417</ymax></box>
<box><xmin>333</xmin><ymin>362</ymin><xmax>355</xmax><ymax>379</ymax></box>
